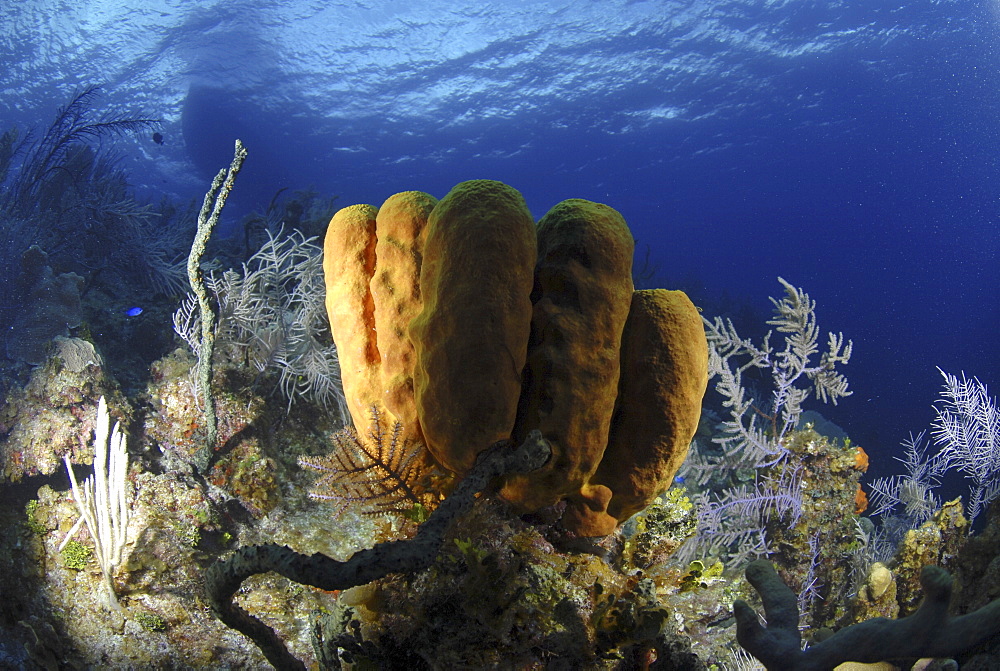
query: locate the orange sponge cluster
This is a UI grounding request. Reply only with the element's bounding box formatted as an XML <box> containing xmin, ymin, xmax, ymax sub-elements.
<box><xmin>323</xmin><ymin>180</ymin><xmax>708</xmax><ymax>535</ymax></box>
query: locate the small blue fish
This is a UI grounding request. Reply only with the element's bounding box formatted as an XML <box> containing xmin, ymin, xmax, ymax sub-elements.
<box><xmin>674</xmin><ymin>475</ymin><xmax>685</xmax><ymax>485</ymax></box>
<box><xmin>124</xmin><ymin>307</ymin><xmax>144</xmax><ymax>317</ymax></box>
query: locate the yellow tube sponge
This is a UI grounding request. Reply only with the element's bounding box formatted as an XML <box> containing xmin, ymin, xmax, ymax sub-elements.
<box><xmin>323</xmin><ymin>183</ymin><xmax>707</xmax><ymax>538</ymax></box>
<box><xmin>502</xmin><ymin>199</ymin><xmax>634</xmax><ymax>516</ymax></box>
<box><xmin>588</xmin><ymin>289</ymin><xmax>708</xmax><ymax>526</ymax></box>
<box><xmin>410</xmin><ymin>180</ymin><xmax>537</xmax><ymax>473</ymax></box>
<box><xmin>371</xmin><ymin>191</ymin><xmax>438</xmax><ymax>444</ymax></box>
<box><xmin>323</xmin><ymin>203</ymin><xmax>381</xmax><ymax>432</ymax></box>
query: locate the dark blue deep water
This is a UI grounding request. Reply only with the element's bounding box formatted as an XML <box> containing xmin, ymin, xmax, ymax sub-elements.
<box><xmin>1</xmin><ymin>0</ymin><xmax>997</xmax><ymax>484</ymax></box>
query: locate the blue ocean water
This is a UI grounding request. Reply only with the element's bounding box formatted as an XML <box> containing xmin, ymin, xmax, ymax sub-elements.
<box><xmin>1</xmin><ymin>0</ymin><xmax>997</xmax><ymax>482</ymax></box>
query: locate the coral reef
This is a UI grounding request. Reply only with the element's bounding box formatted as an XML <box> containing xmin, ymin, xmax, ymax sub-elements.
<box><xmin>0</xmin><ymin>475</ymin><xmax>282</xmax><ymax>667</ymax></box>
<box><xmin>850</xmin><ymin>562</ymin><xmax>899</xmax><ymax>621</ymax></box>
<box><xmin>313</xmin><ymin>495</ymin><xmax>706</xmax><ymax>670</ymax></box>
<box><xmin>0</xmin><ymin>338</ymin><xmax>123</xmax><ymax>482</ymax></box>
<box><xmin>143</xmin><ymin>346</ymin><xmax>321</xmax><ymax>518</ymax></box>
<box><xmin>764</xmin><ymin>426</ymin><xmax>870</xmax><ymax>628</ymax></box>
<box><xmin>5</xmin><ymin>246</ymin><xmax>84</xmax><ymax>365</ymax></box>
<box><xmin>891</xmin><ymin>499</ymin><xmax>969</xmax><ymax>615</ymax></box>
<box><xmin>0</xmin><ymin>88</ymin><xmax>188</xmax><ymax>374</ymax></box>
<box><xmin>0</xmin><ymin>336</ymin><xmax>357</xmax><ymax>667</ymax></box>
<box><xmin>4</xmin><ymin>138</ymin><xmax>999</xmax><ymax>671</ymax></box>
<box><xmin>680</xmin><ymin>278</ymin><xmax>857</xmax><ymax>570</ymax></box>
<box><xmin>205</xmin><ymin>431</ymin><xmax>553</xmax><ymax>669</ymax></box>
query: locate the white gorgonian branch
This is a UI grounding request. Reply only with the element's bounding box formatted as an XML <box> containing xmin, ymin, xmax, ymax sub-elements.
<box><xmin>703</xmin><ymin>277</ymin><xmax>853</xmax><ymax>471</ymax></box>
<box><xmin>931</xmin><ymin>368</ymin><xmax>1000</xmax><ymax>523</ymax></box>
<box><xmin>60</xmin><ymin>396</ymin><xmax>131</xmax><ymax>610</ymax></box>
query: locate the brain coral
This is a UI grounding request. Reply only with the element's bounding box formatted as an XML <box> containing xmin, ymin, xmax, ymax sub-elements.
<box><xmin>322</xmin><ymin>180</ymin><xmax>708</xmax><ymax>536</ymax></box>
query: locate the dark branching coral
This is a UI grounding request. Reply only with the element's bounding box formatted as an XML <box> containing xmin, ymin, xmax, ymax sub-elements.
<box><xmin>735</xmin><ymin>559</ymin><xmax>1000</xmax><ymax>670</ymax></box>
<box><xmin>1</xmin><ymin>85</ymin><xmax>159</xmax><ymax>216</ymax></box>
<box><xmin>0</xmin><ymin>87</ymin><xmax>185</xmax><ymax>366</ymax></box>
<box><xmin>205</xmin><ymin>430</ymin><xmax>551</xmax><ymax>670</ymax></box>
<box><xmin>1</xmin><ymin>89</ymin><xmax>175</xmax><ymax>293</ymax></box>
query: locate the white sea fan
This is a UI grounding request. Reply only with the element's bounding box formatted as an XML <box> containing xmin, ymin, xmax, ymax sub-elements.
<box><xmin>931</xmin><ymin>368</ymin><xmax>1000</xmax><ymax>523</ymax></box>
<box><xmin>681</xmin><ymin>277</ymin><xmax>851</xmax><ymax>568</ymax></box>
<box><xmin>173</xmin><ymin>226</ymin><xmax>348</xmax><ymax>419</ymax></box>
<box><xmin>867</xmin><ymin>430</ymin><xmax>941</xmax><ymax>525</ymax></box>
<box><xmin>702</xmin><ymin>277</ymin><xmax>853</xmax><ymax>472</ymax></box>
